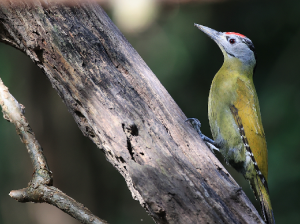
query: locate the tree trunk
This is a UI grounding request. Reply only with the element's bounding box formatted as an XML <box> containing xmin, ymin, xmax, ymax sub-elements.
<box><xmin>0</xmin><ymin>2</ymin><xmax>264</xmax><ymax>224</ymax></box>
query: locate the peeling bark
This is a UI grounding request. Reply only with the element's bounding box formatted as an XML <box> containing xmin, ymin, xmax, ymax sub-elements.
<box><xmin>0</xmin><ymin>2</ymin><xmax>264</xmax><ymax>224</ymax></box>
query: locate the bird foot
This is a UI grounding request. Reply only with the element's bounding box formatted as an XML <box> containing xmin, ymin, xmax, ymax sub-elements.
<box><xmin>185</xmin><ymin>118</ymin><xmax>219</xmax><ymax>152</ymax></box>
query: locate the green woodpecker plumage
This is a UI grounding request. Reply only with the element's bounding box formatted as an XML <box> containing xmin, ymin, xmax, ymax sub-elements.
<box><xmin>195</xmin><ymin>24</ymin><xmax>275</xmax><ymax>224</ymax></box>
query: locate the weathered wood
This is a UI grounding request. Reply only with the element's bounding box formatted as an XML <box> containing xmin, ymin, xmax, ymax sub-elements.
<box><xmin>0</xmin><ymin>2</ymin><xmax>264</xmax><ymax>223</ymax></box>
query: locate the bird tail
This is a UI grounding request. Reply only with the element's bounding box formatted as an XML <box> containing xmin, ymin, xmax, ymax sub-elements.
<box><xmin>250</xmin><ymin>175</ymin><xmax>275</xmax><ymax>224</ymax></box>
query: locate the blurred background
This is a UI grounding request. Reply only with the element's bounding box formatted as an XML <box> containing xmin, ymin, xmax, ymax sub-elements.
<box><xmin>0</xmin><ymin>0</ymin><xmax>299</xmax><ymax>223</ymax></box>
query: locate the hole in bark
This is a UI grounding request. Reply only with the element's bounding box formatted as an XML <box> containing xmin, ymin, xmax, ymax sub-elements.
<box><xmin>117</xmin><ymin>156</ymin><xmax>125</xmax><ymax>163</ymax></box>
<box><xmin>75</xmin><ymin>110</ymin><xmax>85</xmax><ymax>118</ymax></box>
<box><xmin>121</xmin><ymin>123</ymin><xmax>138</xmax><ymax>136</ymax></box>
<box><xmin>33</xmin><ymin>47</ymin><xmax>44</xmax><ymax>63</ymax></box>
<box><xmin>129</xmin><ymin>124</ymin><xmax>138</xmax><ymax>136</ymax></box>
<box><xmin>74</xmin><ymin>110</ymin><xmax>87</xmax><ymax>124</ymax></box>
<box><xmin>85</xmin><ymin>126</ymin><xmax>95</xmax><ymax>138</ymax></box>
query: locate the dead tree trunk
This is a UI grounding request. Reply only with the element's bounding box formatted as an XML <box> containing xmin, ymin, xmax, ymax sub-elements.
<box><xmin>0</xmin><ymin>2</ymin><xmax>264</xmax><ymax>224</ymax></box>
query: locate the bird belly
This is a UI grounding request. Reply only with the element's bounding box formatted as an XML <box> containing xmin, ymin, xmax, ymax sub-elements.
<box><xmin>208</xmin><ymin>93</ymin><xmax>253</xmax><ymax>175</ymax></box>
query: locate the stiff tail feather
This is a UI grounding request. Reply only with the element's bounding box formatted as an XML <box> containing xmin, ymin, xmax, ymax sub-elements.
<box><xmin>251</xmin><ymin>175</ymin><xmax>275</xmax><ymax>224</ymax></box>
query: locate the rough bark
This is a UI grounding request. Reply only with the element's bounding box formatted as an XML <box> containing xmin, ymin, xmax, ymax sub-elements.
<box><xmin>0</xmin><ymin>2</ymin><xmax>264</xmax><ymax>224</ymax></box>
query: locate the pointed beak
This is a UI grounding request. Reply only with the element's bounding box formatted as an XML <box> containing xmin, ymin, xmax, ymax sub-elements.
<box><xmin>194</xmin><ymin>24</ymin><xmax>222</xmax><ymax>43</ymax></box>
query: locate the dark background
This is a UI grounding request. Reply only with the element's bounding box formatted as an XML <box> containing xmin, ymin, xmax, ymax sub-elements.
<box><xmin>0</xmin><ymin>1</ymin><xmax>299</xmax><ymax>223</ymax></box>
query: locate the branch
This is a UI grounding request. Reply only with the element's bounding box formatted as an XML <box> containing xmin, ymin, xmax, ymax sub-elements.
<box><xmin>0</xmin><ymin>78</ymin><xmax>107</xmax><ymax>224</ymax></box>
<box><xmin>0</xmin><ymin>2</ymin><xmax>264</xmax><ymax>223</ymax></box>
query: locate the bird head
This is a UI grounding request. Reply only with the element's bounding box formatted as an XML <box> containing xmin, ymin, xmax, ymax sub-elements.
<box><xmin>195</xmin><ymin>24</ymin><xmax>256</xmax><ymax>71</ymax></box>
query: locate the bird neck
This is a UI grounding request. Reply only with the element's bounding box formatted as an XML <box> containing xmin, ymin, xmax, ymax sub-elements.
<box><xmin>221</xmin><ymin>54</ymin><xmax>255</xmax><ymax>79</ymax></box>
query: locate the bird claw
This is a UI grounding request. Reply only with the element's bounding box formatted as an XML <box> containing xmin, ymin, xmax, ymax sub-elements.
<box><xmin>186</xmin><ymin>118</ymin><xmax>219</xmax><ymax>152</ymax></box>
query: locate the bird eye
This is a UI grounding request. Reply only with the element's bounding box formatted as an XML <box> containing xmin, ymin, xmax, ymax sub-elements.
<box><xmin>229</xmin><ymin>39</ymin><xmax>236</xmax><ymax>44</ymax></box>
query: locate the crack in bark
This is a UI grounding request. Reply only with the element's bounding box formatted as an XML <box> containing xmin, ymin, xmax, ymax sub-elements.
<box><xmin>122</xmin><ymin>123</ymin><xmax>139</xmax><ymax>162</ymax></box>
<box><xmin>126</xmin><ymin>137</ymin><xmax>135</xmax><ymax>161</ymax></box>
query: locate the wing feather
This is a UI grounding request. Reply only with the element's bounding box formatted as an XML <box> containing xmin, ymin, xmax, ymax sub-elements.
<box><xmin>233</xmin><ymin>78</ymin><xmax>268</xmax><ymax>179</ymax></box>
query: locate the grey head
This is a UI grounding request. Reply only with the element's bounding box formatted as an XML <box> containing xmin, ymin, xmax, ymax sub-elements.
<box><xmin>195</xmin><ymin>24</ymin><xmax>256</xmax><ymax>69</ymax></box>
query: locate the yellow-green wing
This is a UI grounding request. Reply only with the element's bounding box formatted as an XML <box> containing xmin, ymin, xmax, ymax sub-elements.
<box><xmin>232</xmin><ymin>77</ymin><xmax>268</xmax><ymax>180</ymax></box>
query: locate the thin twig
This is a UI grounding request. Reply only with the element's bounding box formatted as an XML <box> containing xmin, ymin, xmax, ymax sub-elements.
<box><xmin>0</xmin><ymin>78</ymin><xmax>107</xmax><ymax>224</ymax></box>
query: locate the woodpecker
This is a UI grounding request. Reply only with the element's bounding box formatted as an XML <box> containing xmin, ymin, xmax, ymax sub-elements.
<box><xmin>189</xmin><ymin>24</ymin><xmax>275</xmax><ymax>224</ymax></box>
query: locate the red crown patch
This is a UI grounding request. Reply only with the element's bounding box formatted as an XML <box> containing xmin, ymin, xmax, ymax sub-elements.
<box><xmin>225</xmin><ymin>32</ymin><xmax>246</xmax><ymax>38</ymax></box>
